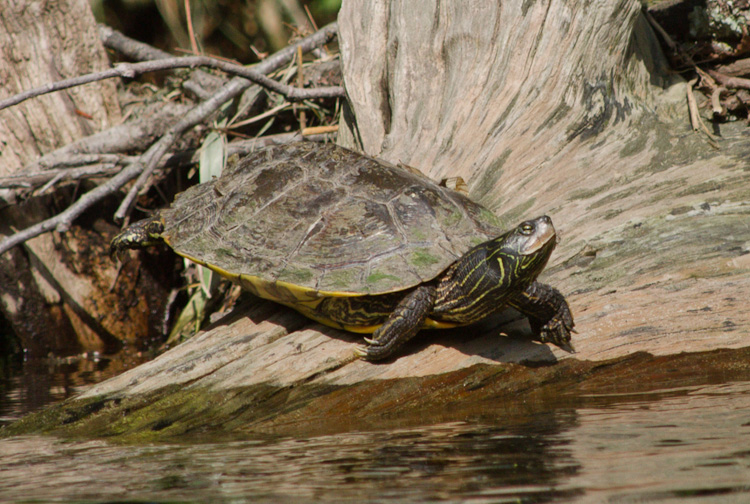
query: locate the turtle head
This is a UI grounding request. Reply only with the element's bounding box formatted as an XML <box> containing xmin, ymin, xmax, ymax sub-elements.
<box><xmin>489</xmin><ymin>215</ymin><xmax>557</xmax><ymax>286</ymax></box>
<box><xmin>109</xmin><ymin>216</ymin><xmax>166</xmax><ymax>260</ymax></box>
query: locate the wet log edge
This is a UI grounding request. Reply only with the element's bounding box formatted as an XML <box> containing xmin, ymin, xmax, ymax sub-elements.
<box><xmin>4</xmin><ymin>346</ymin><xmax>750</xmax><ymax>443</ymax></box>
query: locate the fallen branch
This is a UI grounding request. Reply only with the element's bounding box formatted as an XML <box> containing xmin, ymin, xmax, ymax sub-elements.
<box><xmin>686</xmin><ymin>78</ymin><xmax>701</xmax><ymax>131</ymax></box>
<box><xmin>98</xmin><ymin>24</ymin><xmax>173</xmax><ymax>61</ymax></box>
<box><xmin>15</xmin><ymin>22</ymin><xmax>338</xmax><ymax>178</ymax></box>
<box><xmin>710</xmin><ymin>86</ymin><xmax>726</xmax><ymax>118</ymax></box>
<box><xmin>1</xmin><ymin>129</ymin><xmax>338</xmax><ymax>193</ymax></box>
<box><xmin>18</xmin><ymin>103</ymin><xmax>190</xmax><ymax>176</ymax></box>
<box><xmin>707</xmin><ymin>70</ymin><xmax>750</xmax><ymax>90</ymax></box>
<box><xmin>113</xmin><ymin>77</ymin><xmax>252</xmax><ymax>221</ymax></box>
<box><xmin>0</xmin><ymin>55</ymin><xmax>344</xmax><ymax>112</ymax></box>
<box><xmin>713</xmin><ymin>57</ymin><xmax>750</xmax><ymax>78</ymax></box>
<box><xmin>0</xmin><ymin>164</ymin><xmax>124</xmax><ymax>190</ymax></box>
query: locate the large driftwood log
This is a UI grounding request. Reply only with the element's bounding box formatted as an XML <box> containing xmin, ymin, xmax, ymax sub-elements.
<box><xmin>335</xmin><ymin>0</ymin><xmax>749</xmax><ymax>358</ymax></box>
<box><xmin>6</xmin><ymin>0</ymin><xmax>750</xmax><ymax>439</ymax></box>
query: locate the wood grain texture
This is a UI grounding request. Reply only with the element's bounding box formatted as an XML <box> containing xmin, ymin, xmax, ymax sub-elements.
<box><xmin>0</xmin><ymin>0</ymin><xmax>125</xmax><ymax>355</ymax></box>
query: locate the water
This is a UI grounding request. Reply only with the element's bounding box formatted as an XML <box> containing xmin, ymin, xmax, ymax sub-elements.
<box><xmin>0</xmin><ymin>351</ymin><xmax>154</xmax><ymax>426</ymax></box>
<box><xmin>2</xmin><ymin>380</ymin><xmax>749</xmax><ymax>503</ymax></box>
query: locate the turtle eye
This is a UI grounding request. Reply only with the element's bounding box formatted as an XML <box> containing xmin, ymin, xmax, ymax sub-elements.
<box><xmin>520</xmin><ymin>223</ymin><xmax>534</xmax><ymax>235</ymax></box>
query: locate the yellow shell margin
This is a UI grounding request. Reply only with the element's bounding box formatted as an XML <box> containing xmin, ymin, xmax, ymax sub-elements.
<box><xmin>171</xmin><ymin>248</ymin><xmax>461</xmax><ymax>334</ymax></box>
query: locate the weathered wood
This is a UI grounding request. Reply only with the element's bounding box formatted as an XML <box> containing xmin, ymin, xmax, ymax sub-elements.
<box><xmin>0</xmin><ymin>0</ymin><xmax>172</xmax><ymax>355</ymax></box>
<box><xmin>335</xmin><ymin>0</ymin><xmax>749</xmax><ymax>362</ymax></box>
<box><xmin>337</xmin><ymin>0</ymin><xmax>668</xmax><ymax>187</ymax></box>
<box><xmin>6</xmin><ymin>0</ymin><xmax>750</xmax><ymax>439</ymax></box>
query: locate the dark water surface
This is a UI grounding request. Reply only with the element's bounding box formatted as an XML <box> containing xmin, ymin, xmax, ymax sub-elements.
<box><xmin>1</xmin><ymin>377</ymin><xmax>749</xmax><ymax>503</ymax></box>
<box><xmin>0</xmin><ymin>351</ymin><xmax>154</xmax><ymax>427</ymax></box>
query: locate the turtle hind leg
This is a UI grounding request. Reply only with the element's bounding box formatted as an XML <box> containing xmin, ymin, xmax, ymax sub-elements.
<box><xmin>508</xmin><ymin>281</ymin><xmax>575</xmax><ymax>352</ymax></box>
<box><xmin>355</xmin><ymin>284</ymin><xmax>437</xmax><ymax>361</ymax></box>
<box><xmin>109</xmin><ymin>215</ymin><xmax>166</xmax><ymax>259</ymax></box>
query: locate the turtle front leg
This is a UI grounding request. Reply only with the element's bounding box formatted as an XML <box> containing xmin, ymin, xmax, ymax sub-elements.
<box><xmin>354</xmin><ymin>285</ymin><xmax>437</xmax><ymax>361</ymax></box>
<box><xmin>508</xmin><ymin>281</ymin><xmax>575</xmax><ymax>352</ymax></box>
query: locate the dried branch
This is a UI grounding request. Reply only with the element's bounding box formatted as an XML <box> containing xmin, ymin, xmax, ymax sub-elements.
<box><xmin>710</xmin><ymin>86</ymin><xmax>726</xmax><ymax>118</ymax></box>
<box><xmin>21</xmin><ymin>103</ymin><xmax>191</xmax><ymax>174</ymax></box>
<box><xmin>21</xmin><ymin>22</ymin><xmax>338</xmax><ymax>173</ymax></box>
<box><xmin>0</xmin><ymin>55</ymin><xmax>344</xmax><ymax>112</ymax></box>
<box><xmin>707</xmin><ymin>70</ymin><xmax>750</xmax><ymax>90</ymax></box>
<box><xmin>0</xmin><ymin>159</ymin><xmax>128</xmax><ymax>190</ymax></box>
<box><xmin>113</xmin><ymin>77</ymin><xmax>251</xmax><ymax>221</ymax></box>
<box><xmin>686</xmin><ymin>79</ymin><xmax>701</xmax><ymax>131</ymax></box>
<box><xmin>1</xmin><ymin>129</ymin><xmax>337</xmax><ymax>193</ymax></box>
<box><xmin>99</xmin><ymin>23</ymin><xmax>223</xmax><ymax>99</ymax></box>
<box><xmin>713</xmin><ymin>57</ymin><xmax>750</xmax><ymax>78</ymax></box>
<box><xmin>98</xmin><ymin>24</ymin><xmax>173</xmax><ymax>61</ymax></box>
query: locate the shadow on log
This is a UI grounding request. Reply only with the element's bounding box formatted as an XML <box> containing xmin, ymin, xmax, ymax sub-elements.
<box><xmin>5</xmin><ymin>0</ymin><xmax>750</xmax><ymax>441</ymax></box>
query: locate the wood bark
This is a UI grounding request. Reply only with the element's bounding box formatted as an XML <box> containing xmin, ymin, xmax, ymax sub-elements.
<box><xmin>0</xmin><ymin>0</ymin><xmax>135</xmax><ymax>355</ymax></box>
<box><xmin>8</xmin><ymin>0</ymin><xmax>750</xmax><ymax>439</ymax></box>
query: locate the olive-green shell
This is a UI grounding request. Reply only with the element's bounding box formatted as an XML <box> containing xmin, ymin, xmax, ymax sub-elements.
<box><xmin>159</xmin><ymin>142</ymin><xmax>504</xmax><ymax>299</ymax></box>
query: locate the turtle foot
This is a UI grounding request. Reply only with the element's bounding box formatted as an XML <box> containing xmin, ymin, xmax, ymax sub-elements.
<box><xmin>536</xmin><ymin>313</ymin><xmax>575</xmax><ymax>353</ymax></box>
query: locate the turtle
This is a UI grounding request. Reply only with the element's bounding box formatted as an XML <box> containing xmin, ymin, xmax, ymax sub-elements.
<box><xmin>111</xmin><ymin>142</ymin><xmax>574</xmax><ymax>360</ymax></box>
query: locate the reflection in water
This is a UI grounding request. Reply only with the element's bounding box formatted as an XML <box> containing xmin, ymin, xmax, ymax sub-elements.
<box><xmin>2</xmin><ymin>382</ymin><xmax>750</xmax><ymax>503</ymax></box>
<box><xmin>1</xmin><ymin>419</ymin><xmax>580</xmax><ymax>503</ymax></box>
<box><xmin>0</xmin><ymin>351</ymin><xmax>155</xmax><ymax>427</ymax></box>
<box><xmin>562</xmin><ymin>382</ymin><xmax>750</xmax><ymax>502</ymax></box>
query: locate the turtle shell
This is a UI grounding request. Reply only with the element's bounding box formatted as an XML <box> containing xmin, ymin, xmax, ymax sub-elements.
<box><xmin>159</xmin><ymin>142</ymin><xmax>504</xmax><ymax>301</ymax></box>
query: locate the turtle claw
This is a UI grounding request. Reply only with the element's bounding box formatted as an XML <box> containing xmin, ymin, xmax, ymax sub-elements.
<box><xmin>556</xmin><ymin>340</ymin><xmax>576</xmax><ymax>354</ymax></box>
<box><xmin>538</xmin><ymin>316</ymin><xmax>575</xmax><ymax>353</ymax></box>
<box><xmin>353</xmin><ymin>346</ymin><xmax>370</xmax><ymax>358</ymax></box>
<box><xmin>354</xmin><ymin>338</ymin><xmax>391</xmax><ymax>361</ymax></box>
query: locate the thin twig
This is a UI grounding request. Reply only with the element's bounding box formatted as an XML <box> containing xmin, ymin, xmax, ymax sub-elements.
<box><xmin>0</xmin><ymin>164</ymin><xmax>122</xmax><ymax>190</ymax></box>
<box><xmin>184</xmin><ymin>0</ymin><xmax>200</xmax><ymax>56</ymax></box>
<box><xmin>686</xmin><ymin>78</ymin><xmax>720</xmax><ymax>148</ymax></box>
<box><xmin>300</xmin><ymin>125</ymin><xmax>338</xmax><ymax>135</ymax></box>
<box><xmin>710</xmin><ymin>86</ymin><xmax>725</xmax><ymax>117</ymax></box>
<box><xmin>113</xmin><ymin>77</ymin><xmax>250</xmax><ymax>222</ymax></box>
<box><xmin>98</xmin><ymin>24</ymin><xmax>173</xmax><ymax>61</ymax></box>
<box><xmin>644</xmin><ymin>10</ymin><xmax>677</xmax><ymax>52</ymax></box>
<box><xmin>707</xmin><ymin>70</ymin><xmax>750</xmax><ymax>90</ymax></box>
<box><xmin>296</xmin><ymin>46</ymin><xmax>307</xmax><ymax>130</ymax></box>
<box><xmin>256</xmin><ymin>22</ymin><xmax>337</xmax><ymax>73</ymax></box>
<box><xmin>0</xmin><ymin>55</ymin><xmax>344</xmax><ymax>112</ymax></box>
<box><xmin>686</xmin><ymin>78</ymin><xmax>701</xmax><ymax>131</ymax></box>
<box><xmin>226</xmin><ymin>102</ymin><xmax>292</xmax><ymax>128</ymax></box>
<box><xmin>36</xmin><ymin>153</ymin><xmax>131</xmax><ymax>170</ymax></box>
